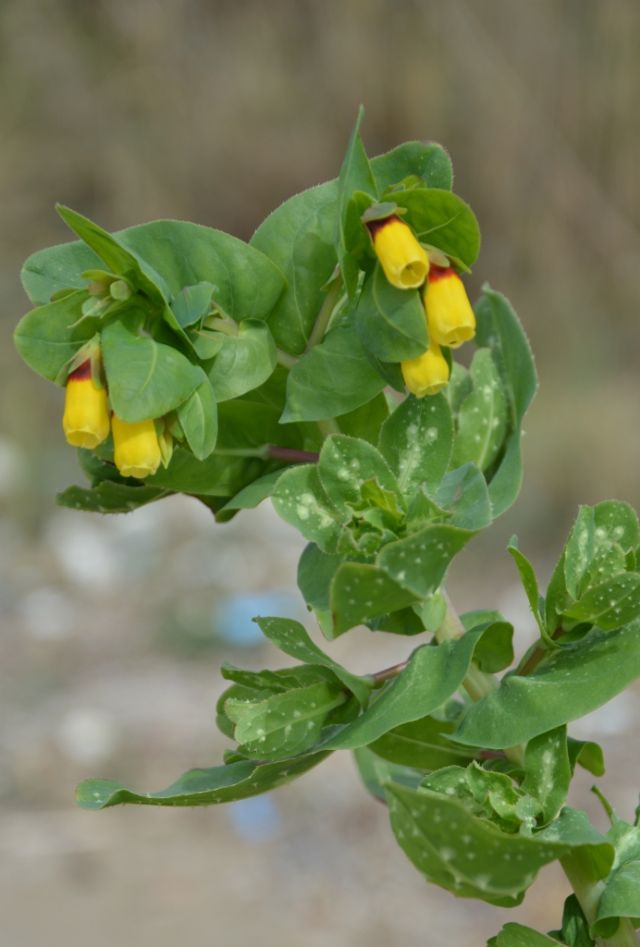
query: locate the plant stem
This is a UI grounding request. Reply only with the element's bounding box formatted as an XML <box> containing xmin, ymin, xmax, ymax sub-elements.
<box><xmin>276</xmin><ymin>349</ymin><xmax>297</xmax><ymax>369</ymax></box>
<box><xmin>305</xmin><ymin>281</ymin><xmax>342</xmax><ymax>352</ymax></box>
<box><xmin>317</xmin><ymin>418</ymin><xmax>341</xmax><ymax>438</ymax></box>
<box><xmin>265</xmin><ymin>446</ymin><xmax>319</xmax><ymax>463</ymax></box>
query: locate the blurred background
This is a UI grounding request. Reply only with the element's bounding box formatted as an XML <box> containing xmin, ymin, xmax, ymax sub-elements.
<box><xmin>2</xmin><ymin>1</ymin><xmax>640</xmax><ymax>944</ymax></box>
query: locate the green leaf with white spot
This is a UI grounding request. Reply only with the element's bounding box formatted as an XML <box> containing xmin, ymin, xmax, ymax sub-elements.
<box><xmin>254</xmin><ymin>616</ymin><xmax>372</xmax><ymax>706</ymax></box>
<box><xmin>564</xmin><ymin>572</ymin><xmax>640</xmax><ymax>630</ymax></box>
<box><xmin>272</xmin><ymin>464</ymin><xmax>343</xmax><ymax>553</ymax></box>
<box><xmin>225</xmin><ymin>679</ymin><xmax>346</xmax><ymax>760</ymax></box>
<box><xmin>57</xmin><ymin>481</ymin><xmax>168</xmax><ymax>514</ymax></box>
<box><xmin>522</xmin><ymin>727</ymin><xmax>571</xmax><ymax>824</ymax></box>
<box><xmin>452</xmin><ymin>348</ymin><xmax>508</xmax><ymax>472</ymax></box>
<box><xmin>76</xmin><ymin>752</ymin><xmax>328</xmax><ymax>809</ymax></box>
<box><xmin>329</xmin><ymin>562</ymin><xmax>418</xmax><ymax>636</ymax></box>
<box><xmin>454</xmin><ymin>623</ymin><xmax>640</xmax><ymax>749</ymax></box>
<box><xmin>378</xmin><ymin>393</ymin><xmax>453</xmax><ymax>495</ymax></box>
<box><xmin>385</xmin><ymin>784</ymin><xmax>612</xmax><ymax>906</ymax></box>
<box><xmin>475</xmin><ymin>287</ymin><xmax>537</xmax><ymax>517</ymax></box>
<box><xmin>208</xmin><ymin>320</ymin><xmax>277</xmax><ymax>402</ymax></box>
<box><xmin>317</xmin><ymin>434</ymin><xmax>402</xmax><ymax>521</ymax></box>
<box><xmin>377</xmin><ymin>524</ymin><xmax>476</xmax><ymax>599</ymax></box>
<box><xmin>355</xmin><ymin>265</ymin><xmax>428</xmax><ymax>362</ymax></box>
<box><xmin>101</xmin><ymin>318</ymin><xmax>203</xmax><ymax>422</ymax></box>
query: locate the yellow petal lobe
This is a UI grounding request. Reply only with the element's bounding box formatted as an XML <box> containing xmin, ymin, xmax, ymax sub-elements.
<box><xmin>112</xmin><ymin>415</ymin><xmax>162</xmax><ymax>479</ymax></box>
<box><xmin>369</xmin><ymin>216</ymin><xmax>429</xmax><ymax>290</ymax></box>
<box><xmin>401</xmin><ymin>341</ymin><xmax>450</xmax><ymax>398</ymax></box>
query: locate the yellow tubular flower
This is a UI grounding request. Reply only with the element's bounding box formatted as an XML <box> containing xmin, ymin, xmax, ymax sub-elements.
<box><xmin>112</xmin><ymin>415</ymin><xmax>162</xmax><ymax>479</ymax></box>
<box><xmin>62</xmin><ymin>360</ymin><xmax>110</xmax><ymax>449</ymax></box>
<box><xmin>401</xmin><ymin>341</ymin><xmax>450</xmax><ymax>398</ymax></box>
<box><xmin>367</xmin><ymin>215</ymin><xmax>429</xmax><ymax>289</ymax></box>
<box><xmin>424</xmin><ymin>265</ymin><xmax>476</xmax><ymax>348</ymax></box>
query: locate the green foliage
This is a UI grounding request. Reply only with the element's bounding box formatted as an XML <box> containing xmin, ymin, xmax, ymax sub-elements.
<box><xmin>15</xmin><ymin>114</ymin><xmax>640</xmax><ymax>947</ymax></box>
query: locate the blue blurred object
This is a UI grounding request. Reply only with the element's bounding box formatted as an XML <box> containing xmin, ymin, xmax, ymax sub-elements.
<box><xmin>228</xmin><ymin>795</ymin><xmax>281</xmax><ymax>842</ymax></box>
<box><xmin>214</xmin><ymin>591</ymin><xmax>302</xmax><ymax>648</ymax></box>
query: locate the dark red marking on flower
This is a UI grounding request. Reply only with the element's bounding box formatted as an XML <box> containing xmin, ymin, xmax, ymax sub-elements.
<box><xmin>428</xmin><ymin>265</ymin><xmax>456</xmax><ymax>284</ymax></box>
<box><xmin>68</xmin><ymin>359</ymin><xmax>92</xmax><ymax>382</ymax></box>
<box><xmin>366</xmin><ymin>214</ymin><xmax>401</xmax><ymax>239</ymax></box>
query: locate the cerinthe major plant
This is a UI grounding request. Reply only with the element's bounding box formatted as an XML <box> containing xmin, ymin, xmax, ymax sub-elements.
<box><xmin>14</xmin><ymin>109</ymin><xmax>640</xmax><ymax>946</ymax></box>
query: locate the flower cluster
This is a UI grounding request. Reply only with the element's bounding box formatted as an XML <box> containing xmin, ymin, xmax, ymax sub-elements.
<box><xmin>62</xmin><ymin>346</ymin><xmax>163</xmax><ymax>480</ymax></box>
<box><xmin>367</xmin><ymin>215</ymin><xmax>476</xmax><ymax>397</ymax></box>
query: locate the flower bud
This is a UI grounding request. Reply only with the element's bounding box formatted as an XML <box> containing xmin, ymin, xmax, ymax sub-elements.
<box><xmin>367</xmin><ymin>216</ymin><xmax>429</xmax><ymax>289</ymax></box>
<box><xmin>62</xmin><ymin>360</ymin><xmax>110</xmax><ymax>449</ymax></box>
<box><xmin>401</xmin><ymin>341</ymin><xmax>450</xmax><ymax>398</ymax></box>
<box><xmin>112</xmin><ymin>416</ymin><xmax>162</xmax><ymax>479</ymax></box>
<box><xmin>423</xmin><ymin>265</ymin><xmax>476</xmax><ymax>348</ymax></box>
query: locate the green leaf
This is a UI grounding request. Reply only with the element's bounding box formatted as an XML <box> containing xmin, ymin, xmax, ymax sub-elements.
<box><xmin>250</xmin><ymin>181</ymin><xmax>339</xmax><ymax>355</ymax></box>
<box><xmin>14</xmin><ymin>290</ymin><xmax>98</xmax><ymax>383</ymax></box>
<box><xmin>355</xmin><ymin>265</ymin><xmax>428</xmax><ymax>362</ymax></box>
<box><xmin>507</xmin><ymin>539</ymin><xmax>556</xmax><ymax>648</ymax></box>
<box><xmin>377</xmin><ymin>523</ymin><xmax>476</xmax><ymax>599</ymax></box>
<box><xmin>475</xmin><ymin>287</ymin><xmax>537</xmax><ymax>517</ymax></box>
<box><xmin>208</xmin><ymin>320</ymin><xmax>277</xmax><ymax>402</ymax></box>
<box><xmin>567</xmin><ymin>738</ymin><xmax>605</xmax><ymax>777</ymax></box>
<box><xmin>176</xmin><ymin>375</ymin><xmax>218</xmax><ymax>460</ymax></box>
<box><xmin>554</xmin><ymin>894</ymin><xmax>595</xmax><ymax>947</ymax></box>
<box><xmin>225</xmin><ymin>679</ymin><xmax>345</xmax><ymax>759</ymax></box>
<box><xmin>281</xmin><ymin>322</ymin><xmax>386</xmax><ymax>422</ymax></box>
<box><xmin>218</xmin><ymin>469</ymin><xmax>284</xmax><ymax>513</ymax></box>
<box><xmin>336</xmin><ymin>107</ymin><xmax>378</xmax><ymax>296</ymax></box>
<box><xmin>170</xmin><ymin>282</ymin><xmax>215</xmax><ymax>328</ymax></box>
<box><xmin>57</xmin><ymin>481</ymin><xmax>168</xmax><ymax>513</ymax></box>
<box><xmin>451</xmin><ymin>348</ymin><xmax>508</xmax><ymax>472</ymax></box>
<box><xmin>352</xmin><ymin>746</ymin><xmax>423</xmax><ymax>803</ymax></box>
<box><xmin>371</xmin><ymin>141</ymin><xmax>453</xmax><ymax>192</ymax></box>
<box><xmin>369</xmin><ymin>715</ymin><xmax>476</xmax><ymax>770</ymax></box>
<box><xmin>329</xmin><ymin>562</ymin><xmax>418</xmax><ymax>636</ymax></box>
<box><xmin>76</xmin><ymin>752</ymin><xmax>328</xmax><ymax>809</ymax></box>
<box><xmin>337</xmin><ymin>391</ymin><xmax>390</xmax><ymax>444</ymax></box>
<box><xmin>101</xmin><ymin>318</ymin><xmax>203</xmax><ymax>422</ymax></box>
<box><xmin>490</xmin><ymin>923</ymin><xmax>564</xmax><ymax>946</ymax></box>
<box><xmin>522</xmin><ymin>727</ymin><xmax>571</xmax><ymax>824</ymax></box>
<box><xmin>378</xmin><ymin>393</ymin><xmax>453</xmax><ymax>495</ymax></box>
<box><xmin>320</xmin><ymin>626</ymin><xmax>494</xmax><ymax>751</ymax></box>
<box><xmin>462</xmin><ymin>612</ymin><xmax>514</xmax><ymax>673</ymax></box>
<box><xmin>564</xmin><ymin>573</ymin><xmax>640</xmax><ymax>631</ymax></box>
<box><xmin>254</xmin><ymin>616</ymin><xmax>372</xmax><ymax>705</ymax></box>
<box><xmin>56</xmin><ymin>205</ymin><xmax>170</xmax><ymax>304</ymax></box>
<box><xmin>435</xmin><ymin>463</ymin><xmax>492</xmax><ymax>530</ymax></box>
<box><xmin>272</xmin><ymin>464</ymin><xmax>342</xmax><ymax>553</ymax></box>
<box><xmin>454</xmin><ymin>623</ymin><xmax>640</xmax><ymax>749</ymax></box>
<box><xmin>317</xmin><ymin>434</ymin><xmax>401</xmax><ymax>520</ymax></box>
<box><xmin>594</xmin><ymin>820</ymin><xmax>640</xmax><ymax>937</ymax></box>
<box><xmin>394</xmin><ymin>188</ymin><xmax>481</xmax><ymax>268</ymax></box>
<box><xmin>386</xmin><ymin>785</ymin><xmax>612</xmax><ymax>906</ymax></box>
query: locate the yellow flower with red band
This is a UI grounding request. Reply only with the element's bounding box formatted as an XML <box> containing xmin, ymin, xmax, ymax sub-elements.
<box><xmin>367</xmin><ymin>215</ymin><xmax>429</xmax><ymax>290</ymax></box>
<box><xmin>62</xmin><ymin>359</ymin><xmax>110</xmax><ymax>449</ymax></box>
<box><xmin>111</xmin><ymin>415</ymin><xmax>162</xmax><ymax>480</ymax></box>
<box><xmin>423</xmin><ymin>265</ymin><xmax>476</xmax><ymax>348</ymax></box>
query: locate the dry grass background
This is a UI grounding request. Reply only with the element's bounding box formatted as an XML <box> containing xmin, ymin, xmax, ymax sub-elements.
<box><xmin>1</xmin><ymin>2</ymin><xmax>640</xmax><ymax>944</ymax></box>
